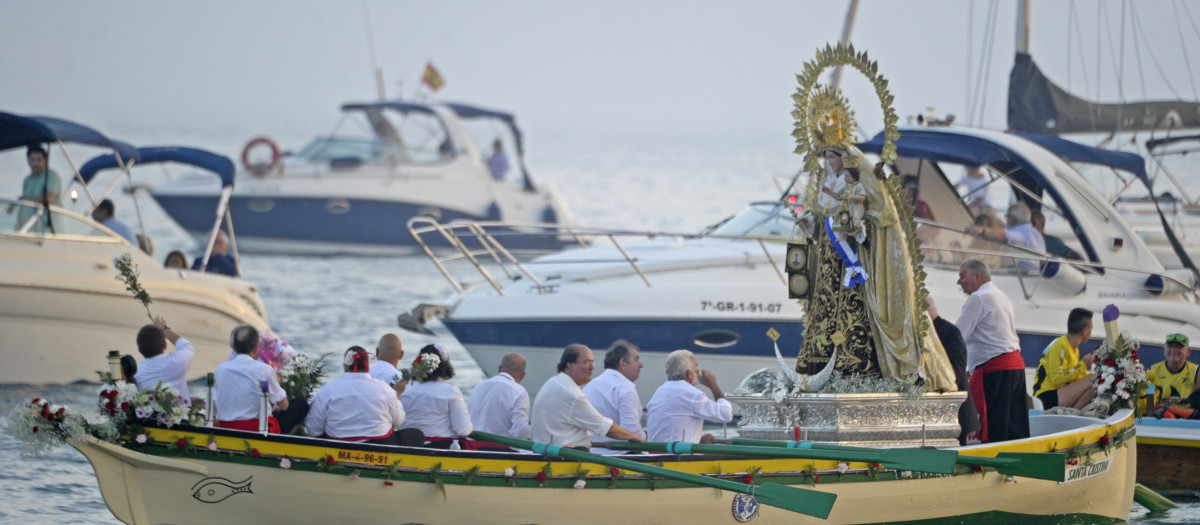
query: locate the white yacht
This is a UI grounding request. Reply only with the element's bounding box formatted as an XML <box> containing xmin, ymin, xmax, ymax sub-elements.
<box><xmin>401</xmin><ymin>127</ymin><xmax>1200</xmax><ymax>403</ymax></box>
<box><xmin>149</xmin><ymin>100</ymin><xmax>578</xmax><ymax>256</ymax></box>
<box><xmin>0</xmin><ymin>113</ymin><xmax>269</xmax><ymax>384</ymax></box>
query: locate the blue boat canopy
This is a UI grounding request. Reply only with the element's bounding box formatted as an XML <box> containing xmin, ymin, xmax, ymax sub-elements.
<box><xmin>0</xmin><ymin>112</ymin><xmax>138</xmax><ymax>161</ymax></box>
<box><xmin>81</xmin><ymin>146</ymin><xmax>236</xmax><ymax>187</ymax></box>
<box><xmin>1011</xmin><ymin>131</ymin><xmax>1149</xmax><ymax>186</ymax></box>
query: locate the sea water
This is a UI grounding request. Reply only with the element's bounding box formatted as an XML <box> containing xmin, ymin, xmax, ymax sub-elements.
<box><xmin>1</xmin><ymin>134</ymin><xmax>1198</xmax><ymax>523</ymax></box>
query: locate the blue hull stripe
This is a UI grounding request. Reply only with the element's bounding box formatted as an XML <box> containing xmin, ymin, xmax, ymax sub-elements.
<box><xmin>442</xmin><ymin>319</ymin><xmax>1167</xmax><ymax>367</ymax></box>
<box><xmin>152</xmin><ymin>195</ymin><xmax>568</xmax><ymax>251</ymax></box>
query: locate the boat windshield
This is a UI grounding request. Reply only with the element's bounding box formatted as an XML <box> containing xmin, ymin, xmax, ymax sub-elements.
<box><xmin>0</xmin><ymin>200</ymin><xmax>109</xmax><ymax>238</ymax></box>
<box><xmin>706</xmin><ymin>203</ymin><xmax>798</xmax><ymax>239</ymax></box>
<box><xmin>293</xmin><ymin>137</ymin><xmax>379</xmax><ymax>163</ymax></box>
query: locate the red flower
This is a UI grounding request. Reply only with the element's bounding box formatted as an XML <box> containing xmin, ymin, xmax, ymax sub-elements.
<box><xmin>250</xmin><ymin>448</ymin><xmax>261</xmax><ymax>458</ymax></box>
<box><xmin>31</xmin><ymin>426</ymin><xmax>39</xmax><ymax>433</ymax></box>
<box><xmin>742</xmin><ymin>474</ymin><xmax>754</xmax><ymax>484</ymax></box>
<box><xmin>814</xmin><ymin>473</ymin><xmax>820</xmax><ymax>483</ymax></box>
<box><xmin>1067</xmin><ymin>459</ymin><xmax>1078</xmax><ymax>466</ymax></box>
<box><xmin>383</xmin><ymin>480</ymin><xmax>394</xmax><ymax>486</ymax></box>
<box><xmin>1103</xmin><ymin>358</ymin><xmax>1117</xmax><ymax>367</ymax></box>
<box><xmin>326</xmin><ymin>455</ymin><xmax>335</xmax><ymax>465</ymax></box>
<box><xmin>972</xmin><ymin>465</ymin><xmax>983</xmax><ymax>472</ymax></box>
<box><xmin>610</xmin><ymin>467</ymin><xmax>620</xmax><ymax>477</ymax></box>
<box><xmin>120</xmin><ymin>402</ymin><xmax>130</xmax><ymax>411</ymax></box>
<box><xmin>105</xmin><ymin>401</ymin><xmax>115</xmax><ymax>411</ymax></box>
<box><xmin>1099</xmin><ymin>435</ymin><xmax>1110</xmax><ymax>446</ymax></box>
<box><xmin>176</xmin><ymin>438</ymin><xmax>189</xmax><ymax>449</ymax></box>
<box><xmin>415</xmin><ymin>355</ymin><xmax>424</xmax><ymax>364</ymax></box>
<box><xmin>1114</xmin><ymin>374</ymin><xmax>1125</xmax><ymax>382</ymax></box>
<box><xmin>535</xmin><ymin>471</ymin><xmax>548</xmax><ymax>483</ymax></box>
<box><xmin>32</xmin><ymin>397</ymin><xmax>40</xmax><ymax>405</ymax></box>
<box><xmin>872</xmin><ymin>463</ymin><xmax>881</xmax><ymax>469</ymax></box>
<box><xmin>56</xmin><ymin>407</ymin><xmax>64</xmax><ymax>416</ymax></box>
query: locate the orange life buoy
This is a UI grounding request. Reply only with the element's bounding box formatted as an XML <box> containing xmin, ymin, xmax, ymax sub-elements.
<box><xmin>242</xmin><ymin>136</ymin><xmax>281</xmax><ymax>176</ymax></box>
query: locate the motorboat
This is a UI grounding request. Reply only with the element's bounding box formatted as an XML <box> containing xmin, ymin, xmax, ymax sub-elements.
<box><xmin>401</xmin><ymin>126</ymin><xmax>1200</xmax><ymax>404</ymax></box>
<box><xmin>0</xmin><ymin>113</ymin><xmax>269</xmax><ymax>384</ymax></box>
<box><xmin>148</xmin><ymin>100</ymin><xmax>579</xmax><ymax>256</ymax></box>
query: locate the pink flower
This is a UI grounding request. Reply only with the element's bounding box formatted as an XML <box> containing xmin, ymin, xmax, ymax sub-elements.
<box><xmin>208</xmin><ymin>441</ymin><xmax>219</xmax><ymax>452</ymax></box>
<box><xmin>837</xmin><ymin>462</ymin><xmax>849</xmax><ymax>474</ymax></box>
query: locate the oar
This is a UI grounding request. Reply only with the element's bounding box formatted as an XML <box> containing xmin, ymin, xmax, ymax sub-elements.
<box><xmin>606</xmin><ymin>440</ymin><xmax>957</xmax><ymax>475</ymax></box>
<box><xmin>470</xmin><ymin>431</ymin><xmax>836</xmax><ymax>519</ymax></box>
<box><xmin>733</xmin><ymin>438</ymin><xmax>1066</xmax><ymax>482</ymax></box>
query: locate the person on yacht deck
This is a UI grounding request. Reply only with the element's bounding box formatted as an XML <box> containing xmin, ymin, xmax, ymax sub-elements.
<box><xmin>213</xmin><ymin>324</ymin><xmax>303</xmax><ymax>434</ymax></box>
<box><xmin>91</xmin><ymin>199</ymin><xmax>138</xmax><ymax>246</ymax></box>
<box><xmin>964</xmin><ymin>202</ymin><xmax>1046</xmax><ymax>273</ymax></box>
<box><xmin>583</xmin><ymin>340</ymin><xmax>646</xmax><ymax>454</ymax></box>
<box><xmin>401</xmin><ymin>344</ymin><xmax>473</xmax><ymax>448</ymax></box>
<box><xmin>468</xmin><ymin>353</ymin><xmax>532</xmax><ymax>449</ymax></box>
<box><xmin>133</xmin><ymin>316</ymin><xmax>196</xmax><ymax>404</ymax></box>
<box><xmin>163</xmin><ymin>250</ymin><xmax>188</xmax><ymax>269</ymax></box>
<box><xmin>530</xmin><ymin>344</ymin><xmax>645</xmax><ymax>450</ymax></box>
<box><xmin>192</xmin><ymin>231</ymin><xmax>238</xmax><ymax>277</ymax></box>
<box><xmin>487</xmin><ymin>139</ymin><xmax>509</xmax><ymax>181</ymax></box>
<box><xmin>306</xmin><ymin>347</ymin><xmax>422</xmax><ymax>446</ymax></box>
<box><xmin>1032</xmin><ymin>308</ymin><xmax>1098</xmax><ymax>410</ymax></box>
<box><xmin>645</xmin><ymin>350</ymin><xmax>733</xmax><ymax>444</ymax></box>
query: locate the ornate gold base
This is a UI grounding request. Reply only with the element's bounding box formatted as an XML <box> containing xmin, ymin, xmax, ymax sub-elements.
<box><xmin>729</xmin><ymin>391</ymin><xmax>967</xmax><ymax>448</ymax></box>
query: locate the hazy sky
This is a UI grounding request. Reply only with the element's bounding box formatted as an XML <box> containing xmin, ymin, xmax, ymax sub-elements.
<box><xmin>1</xmin><ymin>1</ymin><xmax>1196</xmax><ymax>155</ymax></box>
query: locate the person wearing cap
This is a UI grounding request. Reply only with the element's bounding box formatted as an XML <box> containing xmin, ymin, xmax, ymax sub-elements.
<box><xmin>530</xmin><ymin>344</ymin><xmax>645</xmax><ymax>449</ymax></box>
<box><xmin>133</xmin><ymin>316</ymin><xmax>197</xmax><ymax>403</ymax></box>
<box><xmin>213</xmin><ymin>324</ymin><xmax>293</xmax><ymax>433</ymax></box>
<box><xmin>306</xmin><ymin>346</ymin><xmax>421</xmax><ymax>446</ymax></box>
<box><xmin>583</xmin><ymin>340</ymin><xmax>646</xmax><ymax>454</ymax></box>
<box><xmin>400</xmin><ymin>344</ymin><xmax>473</xmax><ymax>448</ymax></box>
<box><xmin>1032</xmin><ymin>308</ymin><xmax>1098</xmax><ymax>410</ymax></box>
<box><xmin>1150</xmin><ymin>333</ymin><xmax>1198</xmax><ymax>410</ymax></box>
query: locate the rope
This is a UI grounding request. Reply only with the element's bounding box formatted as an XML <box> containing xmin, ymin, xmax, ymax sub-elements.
<box><xmin>1176</xmin><ymin>0</ymin><xmax>1200</xmax><ymax>101</ymax></box>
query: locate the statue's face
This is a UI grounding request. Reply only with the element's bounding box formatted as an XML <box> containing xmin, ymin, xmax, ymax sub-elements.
<box><xmin>825</xmin><ymin>150</ymin><xmax>843</xmax><ymax>173</ymax></box>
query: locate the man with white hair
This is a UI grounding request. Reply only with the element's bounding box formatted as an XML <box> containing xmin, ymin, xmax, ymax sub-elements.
<box><xmin>965</xmin><ymin>202</ymin><xmax>1046</xmax><ymax>273</ymax></box>
<box><xmin>645</xmin><ymin>350</ymin><xmax>733</xmax><ymax>444</ymax></box>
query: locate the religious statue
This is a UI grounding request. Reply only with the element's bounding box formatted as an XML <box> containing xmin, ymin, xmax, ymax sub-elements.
<box><xmin>789</xmin><ymin>45</ymin><xmax>956</xmax><ymax>392</ymax></box>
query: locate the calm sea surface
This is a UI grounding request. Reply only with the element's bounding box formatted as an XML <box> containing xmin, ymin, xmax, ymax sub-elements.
<box><xmin>2</xmin><ymin>135</ymin><xmax>1198</xmax><ymax>523</ymax></box>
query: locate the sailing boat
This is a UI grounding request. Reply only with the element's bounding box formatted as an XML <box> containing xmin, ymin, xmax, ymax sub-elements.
<box><xmin>1004</xmin><ymin>0</ymin><xmax>1200</xmax><ymax>272</ymax></box>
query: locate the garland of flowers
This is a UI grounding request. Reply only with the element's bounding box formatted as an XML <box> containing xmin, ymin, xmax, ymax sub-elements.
<box><xmin>5</xmin><ymin>398</ymin><xmax>90</xmax><ymax>456</ymax></box>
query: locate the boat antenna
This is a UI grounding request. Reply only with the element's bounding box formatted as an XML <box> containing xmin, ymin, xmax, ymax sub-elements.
<box><xmin>361</xmin><ymin>0</ymin><xmax>386</xmax><ymax>100</ymax></box>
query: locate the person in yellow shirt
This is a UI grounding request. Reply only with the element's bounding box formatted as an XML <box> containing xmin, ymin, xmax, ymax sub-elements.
<box><xmin>1150</xmin><ymin>334</ymin><xmax>1198</xmax><ymax>417</ymax></box>
<box><xmin>1033</xmin><ymin>308</ymin><xmax>1097</xmax><ymax>409</ymax></box>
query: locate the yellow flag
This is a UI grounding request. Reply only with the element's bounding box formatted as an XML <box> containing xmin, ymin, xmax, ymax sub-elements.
<box><xmin>421</xmin><ymin>62</ymin><xmax>445</xmax><ymax>92</ymax></box>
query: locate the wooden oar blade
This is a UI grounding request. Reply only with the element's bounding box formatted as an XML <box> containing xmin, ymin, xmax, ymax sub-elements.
<box><xmin>754</xmin><ymin>483</ymin><xmax>836</xmax><ymax>519</ymax></box>
<box><xmin>875</xmin><ymin>448</ymin><xmax>958</xmax><ymax>474</ymax></box>
<box><xmin>993</xmin><ymin>452</ymin><xmax>1066</xmax><ymax>482</ymax></box>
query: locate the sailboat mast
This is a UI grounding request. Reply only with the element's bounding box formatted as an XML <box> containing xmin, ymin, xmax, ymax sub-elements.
<box><xmin>1016</xmin><ymin>0</ymin><xmax>1030</xmax><ymax>55</ymax></box>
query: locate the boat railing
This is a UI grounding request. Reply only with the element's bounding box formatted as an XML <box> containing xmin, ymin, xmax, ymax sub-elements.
<box><xmin>407</xmin><ymin>217</ymin><xmax>789</xmax><ymax>295</ymax></box>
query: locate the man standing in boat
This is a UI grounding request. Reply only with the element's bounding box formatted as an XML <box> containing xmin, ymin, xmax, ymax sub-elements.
<box><xmin>955</xmin><ymin>259</ymin><xmax>1030</xmax><ymax>442</ymax></box>
<box><xmin>583</xmin><ymin>340</ymin><xmax>647</xmax><ymax>453</ymax></box>
<box><xmin>530</xmin><ymin>344</ymin><xmax>644</xmax><ymax>449</ymax></box>
<box><xmin>17</xmin><ymin>145</ymin><xmax>61</xmax><ymax>230</ymax></box>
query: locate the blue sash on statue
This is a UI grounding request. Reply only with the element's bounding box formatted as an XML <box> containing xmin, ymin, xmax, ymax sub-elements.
<box><xmin>824</xmin><ymin>216</ymin><xmax>868</xmax><ymax>288</ymax></box>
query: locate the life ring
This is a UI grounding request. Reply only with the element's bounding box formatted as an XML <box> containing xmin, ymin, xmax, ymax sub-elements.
<box><xmin>242</xmin><ymin>137</ymin><xmax>281</xmax><ymax>176</ymax></box>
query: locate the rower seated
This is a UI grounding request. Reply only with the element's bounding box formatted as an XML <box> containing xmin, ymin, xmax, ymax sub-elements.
<box><xmin>401</xmin><ymin>345</ymin><xmax>474</xmax><ymax>448</ymax></box>
<box><xmin>1032</xmin><ymin>308</ymin><xmax>1097</xmax><ymax>410</ymax></box>
<box><xmin>306</xmin><ymin>347</ymin><xmax>424</xmax><ymax>446</ymax></box>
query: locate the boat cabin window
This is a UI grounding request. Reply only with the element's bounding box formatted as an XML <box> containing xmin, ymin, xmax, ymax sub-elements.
<box><xmin>294</xmin><ymin>137</ymin><xmax>379</xmax><ymax>164</ymax></box>
<box><xmin>0</xmin><ymin>201</ymin><xmax>107</xmax><ymax>238</ymax></box>
<box><xmin>374</xmin><ymin>109</ymin><xmax>455</xmax><ymax>164</ymax></box>
<box><xmin>706</xmin><ymin>203</ymin><xmax>798</xmax><ymax>240</ymax></box>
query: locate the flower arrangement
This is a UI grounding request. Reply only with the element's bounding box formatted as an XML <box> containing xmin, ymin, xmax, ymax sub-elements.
<box><xmin>4</xmin><ymin>398</ymin><xmax>90</xmax><ymax>456</ymax></box>
<box><xmin>1092</xmin><ymin>331</ymin><xmax>1147</xmax><ymax>414</ymax></box>
<box><xmin>256</xmin><ymin>331</ymin><xmax>296</xmax><ymax>371</ymax></box>
<box><xmin>99</xmin><ymin>379</ymin><xmax>204</xmax><ymax>431</ymax></box>
<box><xmin>279</xmin><ymin>352</ymin><xmax>331</xmax><ymax>401</ymax></box>
<box><xmin>402</xmin><ymin>352</ymin><xmax>441</xmax><ymax>383</ymax></box>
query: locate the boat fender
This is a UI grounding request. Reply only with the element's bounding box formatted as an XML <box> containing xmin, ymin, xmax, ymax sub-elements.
<box><xmin>242</xmin><ymin>137</ymin><xmax>281</xmax><ymax>177</ymax></box>
<box><xmin>485</xmin><ymin>202</ymin><xmax>502</xmax><ymax>221</ymax></box>
<box><xmin>1040</xmin><ymin>261</ymin><xmax>1087</xmax><ymax>296</ymax></box>
<box><xmin>1144</xmin><ymin>269</ymin><xmax>1197</xmax><ymax>296</ymax></box>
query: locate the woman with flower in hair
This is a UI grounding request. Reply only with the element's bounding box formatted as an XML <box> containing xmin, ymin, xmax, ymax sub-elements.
<box><xmin>400</xmin><ymin>344</ymin><xmax>474</xmax><ymax>448</ymax></box>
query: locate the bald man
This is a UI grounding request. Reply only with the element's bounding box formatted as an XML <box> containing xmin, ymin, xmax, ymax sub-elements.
<box><xmin>371</xmin><ymin>333</ymin><xmax>406</xmax><ymax>396</ymax></box>
<box><xmin>468</xmin><ymin>353</ymin><xmax>532</xmax><ymax>442</ymax></box>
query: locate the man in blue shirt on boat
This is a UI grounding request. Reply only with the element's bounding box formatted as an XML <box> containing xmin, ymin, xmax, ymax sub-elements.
<box><xmin>91</xmin><ymin>199</ymin><xmax>139</xmax><ymax>246</ymax></box>
<box><xmin>487</xmin><ymin>139</ymin><xmax>509</xmax><ymax>181</ymax></box>
<box><xmin>192</xmin><ymin>231</ymin><xmax>239</xmax><ymax>277</ymax></box>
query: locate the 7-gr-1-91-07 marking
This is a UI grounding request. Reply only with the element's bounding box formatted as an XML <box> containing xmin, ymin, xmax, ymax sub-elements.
<box><xmin>700</xmin><ymin>301</ymin><xmax>783</xmax><ymax>313</ymax></box>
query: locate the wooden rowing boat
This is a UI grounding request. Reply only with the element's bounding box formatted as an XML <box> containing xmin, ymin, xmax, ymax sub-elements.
<box><xmin>1136</xmin><ymin>416</ymin><xmax>1200</xmax><ymax>493</ymax></box>
<box><xmin>69</xmin><ymin>409</ymin><xmax>1135</xmax><ymax>524</ymax></box>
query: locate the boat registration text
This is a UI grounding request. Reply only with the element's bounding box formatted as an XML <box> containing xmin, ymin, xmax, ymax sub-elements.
<box><xmin>335</xmin><ymin>450</ymin><xmax>392</xmax><ymax>466</ymax></box>
<box><xmin>700</xmin><ymin>301</ymin><xmax>782</xmax><ymax>313</ymax></box>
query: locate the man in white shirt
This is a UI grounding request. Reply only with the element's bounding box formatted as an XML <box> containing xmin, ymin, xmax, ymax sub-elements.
<box><xmin>646</xmin><ymin>350</ymin><xmax>733</xmax><ymax>443</ymax></box>
<box><xmin>956</xmin><ymin>165</ymin><xmax>995</xmax><ymax>216</ymax></box>
<box><xmin>306</xmin><ymin>347</ymin><xmax>421</xmax><ymax>446</ymax></box>
<box><xmin>370</xmin><ymin>333</ymin><xmax>407</xmax><ymax>395</ymax></box>
<box><xmin>134</xmin><ymin>316</ymin><xmax>196</xmax><ymax>403</ymax></box>
<box><xmin>530</xmin><ymin>344</ymin><xmax>644</xmax><ymax>449</ymax></box>
<box><xmin>583</xmin><ymin>340</ymin><xmax>646</xmax><ymax>453</ymax></box>
<box><xmin>468</xmin><ymin>353</ymin><xmax>531</xmax><ymax>443</ymax></box>
<box><xmin>213</xmin><ymin>324</ymin><xmax>291</xmax><ymax>433</ymax></box>
<box><xmin>954</xmin><ymin>259</ymin><xmax>1030</xmax><ymax>443</ymax></box>
<box><xmin>966</xmin><ymin>202</ymin><xmax>1046</xmax><ymax>274</ymax></box>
